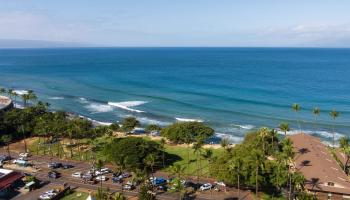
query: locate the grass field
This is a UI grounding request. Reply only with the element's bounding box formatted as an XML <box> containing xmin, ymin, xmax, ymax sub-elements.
<box><xmin>61</xmin><ymin>191</ymin><xmax>89</xmax><ymax>200</ymax></box>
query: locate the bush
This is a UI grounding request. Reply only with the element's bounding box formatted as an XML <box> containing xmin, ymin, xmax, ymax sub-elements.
<box><xmin>104</xmin><ymin>137</ymin><xmax>162</xmax><ymax>170</ymax></box>
<box><xmin>161</xmin><ymin>122</ymin><xmax>214</xmax><ymax>143</ymax></box>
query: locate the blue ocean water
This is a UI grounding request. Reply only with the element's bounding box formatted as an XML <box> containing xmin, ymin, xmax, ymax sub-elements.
<box><xmin>1</xmin><ymin>47</ymin><xmax>350</xmax><ymax>143</ymax></box>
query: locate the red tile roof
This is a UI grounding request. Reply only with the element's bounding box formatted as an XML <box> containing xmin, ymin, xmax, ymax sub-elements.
<box><xmin>289</xmin><ymin>133</ymin><xmax>350</xmax><ymax>195</ymax></box>
<box><xmin>0</xmin><ymin>172</ymin><xmax>23</xmax><ymax>191</ymax></box>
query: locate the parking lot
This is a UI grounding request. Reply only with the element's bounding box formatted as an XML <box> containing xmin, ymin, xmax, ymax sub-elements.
<box><xmin>1</xmin><ymin>150</ymin><xmax>252</xmax><ymax>200</ymax></box>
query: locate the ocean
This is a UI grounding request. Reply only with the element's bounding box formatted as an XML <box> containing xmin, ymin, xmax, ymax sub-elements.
<box><xmin>1</xmin><ymin>47</ymin><xmax>350</xmax><ymax>144</ymax></box>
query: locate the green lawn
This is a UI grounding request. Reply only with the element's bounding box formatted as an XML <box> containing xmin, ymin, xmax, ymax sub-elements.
<box><xmin>61</xmin><ymin>191</ymin><xmax>89</xmax><ymax>200</ymax></box>
<box><xmin>163</xmin><ymin>144</ymin><xmax>224</xmax><ymax>177</ymax></box>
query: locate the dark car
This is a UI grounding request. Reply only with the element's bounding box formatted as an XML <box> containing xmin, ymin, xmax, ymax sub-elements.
<box><xmin>48</xmin><ymin>162</ymin><xmax>62</xmax><ymax>169</ymax></box>
<box><xmin>112</xmin><ymin>176</ymin><xmax>123</xmax><ymax>184</ymax></box>
<box><xmin>48</xmin><ymin>171</ymin><xmax>60</xmax><ymax>179</ymax></box>
<box><xmin>113</xmin><ymin>172</ymin><xmax>122</xmax><ymax>177</ymax></box>
<box><xmin>62</xmin><ymin>164</ymin><xmax>74</xmax><ymax>169</ymax></box>
<box><xmin>0</xmin><ymin>155</ymin><xmax>11</xmax><ymax>161</ymax></box>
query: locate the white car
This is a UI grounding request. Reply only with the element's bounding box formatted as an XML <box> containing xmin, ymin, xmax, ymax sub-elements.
<box><xmin>19</xmin><ymin>152</ymin><xmax>30</xmax><ymax>157</ymax></box>
<box><xmin>214</xmin><ymin>181</ymin><xmax>226</xmax><ymax>187</ymax></box>
<box><xmin>71</xmin><ymin>172</ymin><xmax>82</xmax><ymax>178</ymax></box>
<box><xmin>200</xmin><ymin>183</ymin><xmax>213</xmax><ymax>191</ymax></box>
<box><xmin>95</xmin><ymin>168</ymin><xmax>110</xmax><ymax>175</ymax></box>
<box><xmin>96</xmin><ymin>175</ymin><xmax>107</xmax><ymax>181</ymax></box>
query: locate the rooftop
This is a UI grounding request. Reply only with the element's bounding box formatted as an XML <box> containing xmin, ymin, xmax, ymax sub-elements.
<box><xmin>289</xmin><ymin>133</ymin><xmax>350</xmax><ymax>195</ymax></box>
<box><xmin>0</xmin><ymin>96</ymin><xmax>12</xmax><ymax>110</ymax></box>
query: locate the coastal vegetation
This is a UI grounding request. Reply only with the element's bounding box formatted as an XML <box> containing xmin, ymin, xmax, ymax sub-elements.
<box><xmin>0</xmin><ymin>88</ymin><xmax>345</xmax><ymax>199</ymax></box>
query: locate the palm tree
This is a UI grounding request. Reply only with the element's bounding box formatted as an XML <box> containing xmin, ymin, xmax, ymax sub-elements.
<box><xmin>7</xmin><ymin>88</ymin><xmax>13</xmax><ymax>99</ymax></box>
<box><xmin>12</xmin><ymin>91</ymin><xmax>18</xmax><ymax>103</ymax></box>
<box><xmin>95</xmin><ymin>159</ymin><xmax>105</xmax><ymax>189</ymax></box>
<box><xmin>279</xmin><ymin>122</ymin><xmax>290</xmax><ymax>136</ymax></box>
<box><xmin>281</xmin><ymin>138</ymin><xmax>295</xmax><ymax>200</ymax></box>
<box><xmin>0</xmin><ymin>87</ymin><xmax>6</xmax><ymax>96</ymax></box>
<box><xmin>21</xmin><ymin>90</ymin><xmax>37</xmax><ymax>108</ymax></box>
<box><xmin>192</xmin><ymin>141</ymin><xmax>203</xmax><ymax>179</ymax></box>
<box><xmin>169</xmin><ymin>164</ymin><xmax>185</xmax><ymax>179</ymax></box>
<box><xmin>292</xmin><ymin>103</ymin><xmax>301</xmax><ymax>132</ymax></box>
<box><xmin>201</xmin><ymin>149</ymin><xmax>213</xmax><ymax>178</ymax></box>
<box><xmin>329</xmin><ymin>109</ymin><xmax>339</xmax><ymax>148</ymax></box>
<box><xmin>312</xmin><ymin>107</ymin><xmax>320</xmax><ymax>129</ymax></box>
<box><xmin>220</xmin><ymin>137</ymin><xmax>231</xmax><ymax>152</ymax></box>
<box><xmin>1</xmin><ymin>135</ymin><xmax>12</xmax><ymax>158</ymax></box>
<box><xmin>259</xmin><ymin>127</ymin><xmax>269</xmax><ymax>155</ymax></box>
<box><xmin>229</xmin><ymin>157</ymin><xmax>242</xmax><ymax>198</ymax></box>
<box><xmin>159</xmin><ymin>138</ymin><xmax>166</xmax><ymax>168</ymax></box>
<box><xmin>144</xmin><ymin>154</ymin><xmax>156</xmax><ymax>178</ymax></box>
<box><xmin>270</xmin><ymin>129</ymin><xmax>278</xmax><ymax>152</ymax></box>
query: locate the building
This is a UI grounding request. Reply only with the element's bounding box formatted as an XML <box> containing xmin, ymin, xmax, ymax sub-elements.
<box><xmin>289</xmin><ymin>133</ymin><xmax>350</xmax><ymax>200</ymax></box>
<box><xmin>0</xmin><ymin>169</ymin><xmax>23</xmax><ymax>197</ymax></box>
<box><xmin>0</xmin><ymin>96</ymin><xmax>13</xmax><ymax>111</ymax></box>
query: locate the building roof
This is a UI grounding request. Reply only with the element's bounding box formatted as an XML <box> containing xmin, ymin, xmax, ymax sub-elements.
<box><xmin>289</xmin><ymin>133</ymin><xmax>350</xmax><ymax>195</ymax></box>
<box><xmin>0</xmin><ymin>171</ymin><xmax>23</xmax><ymax>191</ymax></box>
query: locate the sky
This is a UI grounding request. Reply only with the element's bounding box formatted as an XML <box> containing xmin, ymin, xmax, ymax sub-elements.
<box><xmin>1</xmin><ymin>0</ymin><xmax>350</xmax><ymax>47</ymax></box>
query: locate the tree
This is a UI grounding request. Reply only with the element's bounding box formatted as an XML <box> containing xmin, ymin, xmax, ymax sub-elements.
<box><xmin>192</xmin><ymin>141</ymin><xmax>203</xmax><ymax>179</ymax></box>
<box><xmin>113</xmin><ymin>192</ymin><xmax>126</xmax><ymax>200</ymax></box>
<box><xmin>121</xmin><ymin>117</ymin><xmax>140</xmax><ymax>132</ymax></box>
<box><xmin>21</xmin><ymin>90</ymin><xmax>37</xmax><ymax>108</ymax></box>
<box><xmin>279</xmin><ymin>122</ymin><xmax>290</xmax><ymax>136</ymax></box>
<box><xmin>258</xmin><ymin>127</ymin><xmax>269</xmax><ymax>155</ymax></box>
<box><xmin>104</xmin><ymin>137</ymin><xmax>162</xmax><ymax>170</ymax></box>
<box><xmin>169</xmin><ymin>164</ymin><xmax>185</xmax><ymax>179</ymax></box>
<box><xmin>144</xmin><ymin>154</ymin><xmax>156</xmax><ymax>178</ymax></box>
<box><xmin>201</xmin><ymin>149</ymin><xmax>213</xmax><ymax>178</ymax></box>
<box><xmin>109</xmin><ymin>123</ymin><xmax>120</xmax><ymax>132</ymax></box>
<box><xmin>220</xmin><ymin>137</ymin><xmax>231</xmax><ymax>152</ymax></box>
<box><xmin>145</xmin><ymin>124</ymin><xmax>162</xmax><ymax>132</ymax></box>
<box><xmin>0</xmin><ymin>87</ymin><xmax>6</xmax><ymax>96</ymax></box>
<box><xmin>1</xmin><ymin>135</ymin><xmax>12</xmax><ymax>157</ymax></box>
<box><xmin>329</xmin><ymin>109</ymin><xmax>339</xmax><ymax>148</ymax></box>
<box><xmin>96</xmin><ymin>159</ymin><xmax>105</xmax><ymax>189</ymax></box>
<box><xmin>7</xmin><ymin>88</ymin><xmax>13</xmax><ymax>99</ymax></box>
<box><xmin>159</xmin><ymin>138</ymin><xmax>166</xmax><ymax>168</ymax></box>
<box><xmin>292</xmin><ymin>103</ymin><xmax>301</xmax><ymax>132</ymax></box>
<box><xmin>312</xmin><ymin>107</ymin><xmax>320</xmax><ymax>129</ymax></box>
<box><xmin>161</xmin><ymin>122</ymin><xmax>214</xmax><ymax>144</ymax></box>
<box><xmin>138</xmin><ymin>181</ymin><xmax>156</xmax><ymax>200</ymax></box>
<box><xmin>229</xmin><ymin>157</ymin><xmax>242</xmax><ymax>198</ymax></box>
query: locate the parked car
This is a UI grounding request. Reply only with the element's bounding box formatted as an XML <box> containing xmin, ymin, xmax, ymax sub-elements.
<box><xmin>112</xmin><ymin>176</ymin><xmax>123</xmax><ymax>183</ymax></box>
<box><xmin>96</xmin><ymin>175</ymin><xmax>108</xmax><ymax>181</ymax></box>
<box><xmin>62</xmin><ymin>164</ymin><xmax>74</xmax><ymax>169</ymax></box>
<box><xmin>39</xmin><ymin>189</ymin><xmax>57</xmax><ymax>200</ymax></box>
<box><xmin>123</xmin><ymin>184</ymin><xmax>135</xmax><ymax>190</ymax></box>
<box><xmin>82</xmin><ymin>173</ymin><xmax>93</xmax><ymax>180</ymax></box>
<box><xmin>121</xmin><ymin>172</ymin><xmax>131</xmax><ymax>178</ymax></box>
<box><xmin>214</xmin><ymin>181</ymin><xmax>226</xmax><ymax>187</ymax></box>
<box><xmin>13</xmin><ymin>159</ymin><xmax>29</xmax><ymax>166</ymax></box>
<box><xmin>151</xmin><ymin>177</ymin><xmax>167</xmax><ymax>186</ymax></box>
<box><xmin>95</xmin><ymin>168</ymin><xmax>110</xmax><ymax>176</ymax></box>
<box><xmin>48</xmin><ymin>171</ymin><xmax>60</xmax><ymax>179</ymax></box>
<box><xmin>71</xmin><ymin>172</ymin><xmax>82</xmax><ymax>178</ymax></box>
<box><xmin>19</xmin><ymin>152</ymin><xmax>30</xmax><ymax>157</ymax></box>
<box><xmin>113</xmin><ymin>172</ymin><xmax>122</xmax><ymax>177</ymax></box>
<box><xmin>48</xmin><ymin>162</ymin><xmax>62</xmax><ymax>169</ymax></box>
<box><xmin>0</xmin><ymin>155</ymin><xmax>11</xmax><ymax>161</ymax></box>
<box><xmin>200</xmin><ymin>183</ymin><xmax>213</xmax><ymax>191</ymax></box>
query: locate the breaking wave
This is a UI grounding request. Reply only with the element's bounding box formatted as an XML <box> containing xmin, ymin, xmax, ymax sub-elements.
<box><xmin>85</xmin><ymin>103</ymin><xmax>113</xmax><ymax>113</ymax></box>
<box><xmin>175</xmin><ymin>117</ymin><xmax>204</xmax><ymax>122</ymax></box>
<box><xmin>49</xmin><ymin>96</ymin><xmax>64</xmax><ymax>100</ymax></box>
<box><xmin>108</xmin><ymin>101</ymin><xmax>147</xmax><ymax>113</ymax></box>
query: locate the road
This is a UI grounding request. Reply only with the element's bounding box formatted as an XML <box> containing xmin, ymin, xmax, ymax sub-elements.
<box><xmin>1</xmin><ymin>150</ymin><xmax>251</xmax><ymax>200</ymax></box>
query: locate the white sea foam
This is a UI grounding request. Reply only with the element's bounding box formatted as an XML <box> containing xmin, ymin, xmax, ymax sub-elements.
<box><xmin>85</xmin><ymin>103</ymin><xmax>113</xmax><ymax>113</ymax></box>
<box><xmin>175</xmin><ymin>117</ymin><xmax>204</xmax><ymax>122</ymax></box>
<box><xmin>78</xmin><ymin>97</ymin><xmax>88</xmax><ymax>103</ymax></box>
<box><xmin>108</xmin><ymin>101</ymin><xmax>147</xmax><ymax>113</ymax></box>
<box><xmin>78</xmin><ymin>115</ymin><xmax>112</xmax><ymax>126</ymax></box>
<box><xmin>215</xmin><ymin>132</ymin><xmax>244</xmax><ymax>143</ymax></box>
<box><xmin>49</xmin><ymin>97</ymin><xmax>64</xmax><ymax>100</ymax></box>
<box><xmin>277</xmin><ymin>129</ymin><xmax>345</xmax><ymax>140</ymax></box>
<box><xmin>14</xmin><ymin>90</ymin><xmax>28</xmax><ymax>95</ymax></box>
<box><xmin>14</xmin><ymin>103</ymin><xmax>24</xmax><ymax>109</ymax></box>
<box><xmin>137</xmin><ymin>117</ymin><xmax>171</xmax><ymax>126</ymax></box>
<box><xmin>232</xmin><ymin>124</ymin><xmax>255</xmax><ymax>130</ymax></box>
